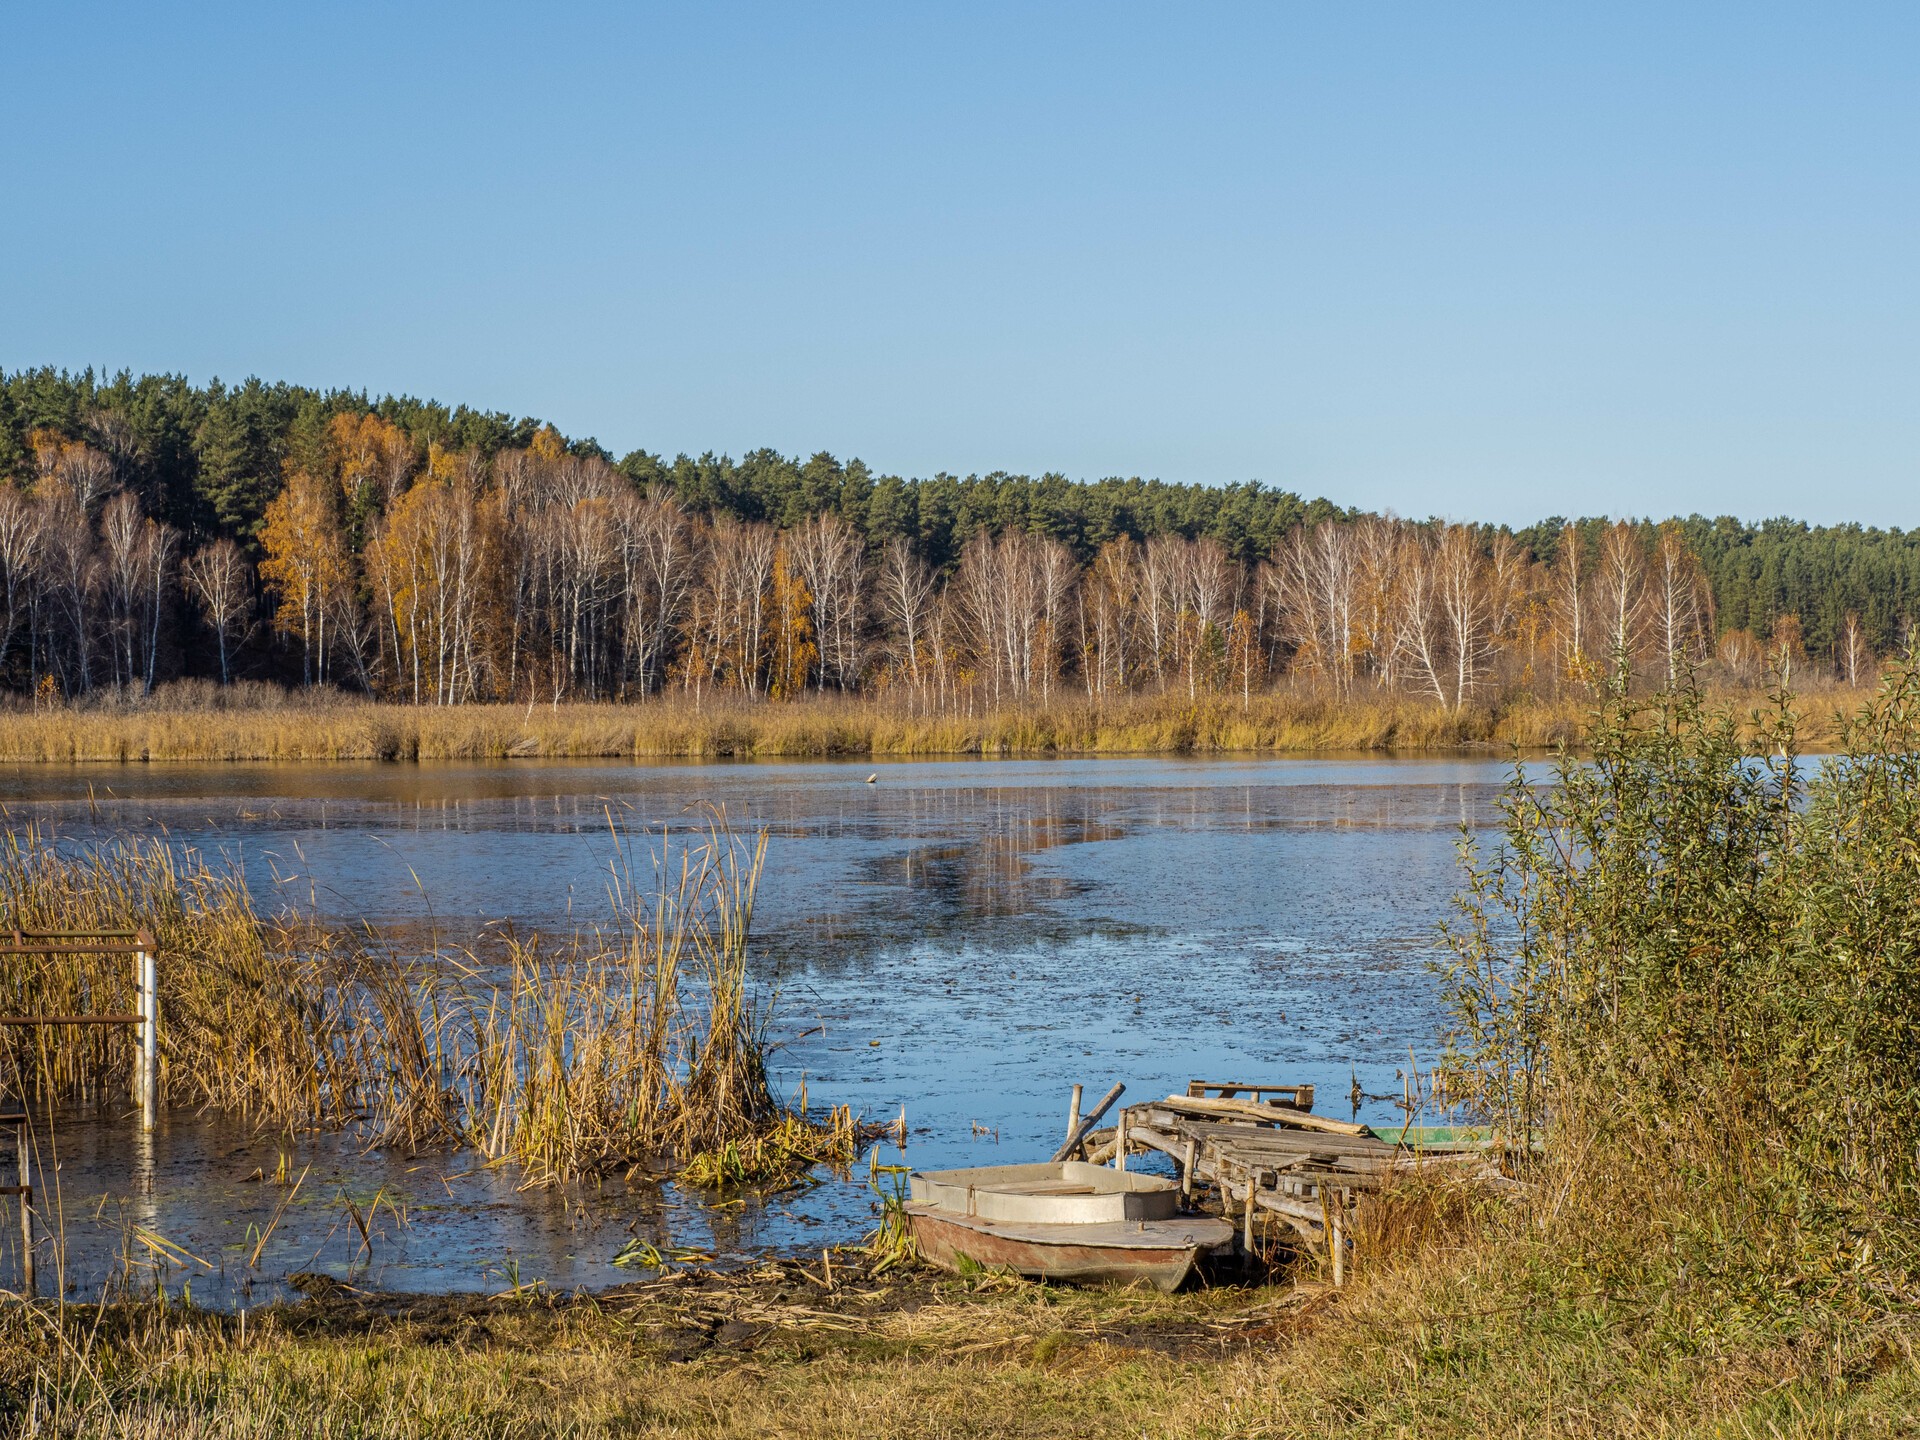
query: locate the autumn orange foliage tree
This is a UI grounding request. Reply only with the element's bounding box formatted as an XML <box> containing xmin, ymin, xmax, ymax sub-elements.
<box><xmin>767</xmin><ymin>545</ymin><xmax>816</xmax><ymax>700</ymax></box>
<box><xmin>0</xmin><ymin>386</ymin><xmax>1885</xmax><ymax>711</ymax></box>
<box><xmin>257</xmin><ymin>468</ymin><xmax>352</xmax><ymax>685</ymax></box>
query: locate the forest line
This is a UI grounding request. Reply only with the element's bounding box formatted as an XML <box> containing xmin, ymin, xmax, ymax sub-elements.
<box><xmin>0</xmin><ymin>366</ymin><xmax>1912</xmax><ymax>711</ymax></box>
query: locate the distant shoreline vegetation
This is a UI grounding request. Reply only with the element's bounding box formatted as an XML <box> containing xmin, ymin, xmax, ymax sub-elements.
<box><xmin>0</xmin><ymin>366</ymin><xmax>1909</xmax><ymax>721</ymax></box>
<box><xmin>0</xmin><ymin>683</ymin><xmax>1867</xmax><ymax>763</ymax></box>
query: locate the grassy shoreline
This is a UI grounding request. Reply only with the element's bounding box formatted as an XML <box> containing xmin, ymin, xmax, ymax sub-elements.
<box><xmin>5</xmin><ymin>1248</ymin><xmax>1915</xmax><ymax>1438</ymax></box>
<box><xmin>0</xmin><ymin>684</ymin><xmax>1867</xmax><ymax>763</ymax></box>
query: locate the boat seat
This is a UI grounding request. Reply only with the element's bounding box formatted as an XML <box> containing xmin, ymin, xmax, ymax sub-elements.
<box><xmin>990</xmin><ymin>1182</ymin><xmax>1101</xmax><ymax>1196</ymax></box>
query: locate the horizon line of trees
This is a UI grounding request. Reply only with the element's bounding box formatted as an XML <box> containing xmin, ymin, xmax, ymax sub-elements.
<box><xmin>0</xmin><ymin>365</ymin><xmax>1912</xmax><ymax>707</ymax></box>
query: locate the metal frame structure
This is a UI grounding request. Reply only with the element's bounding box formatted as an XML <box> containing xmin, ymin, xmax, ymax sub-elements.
<box><xmin>0</xmin><ymin>928</ymin><xmax>159</xmax><ymax>1295</ymax></box>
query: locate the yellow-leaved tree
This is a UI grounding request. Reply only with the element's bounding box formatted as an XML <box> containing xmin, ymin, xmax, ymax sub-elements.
<box><xmin>367</xmin><ymin>446</ymin><xmax>499</xmax><ymax>703</ymax></box>
<box><xmin>327</xmin><ymin>412</ymin><xmax>415</xmax><ymax>539</ymax></box>
<box><xmin>768</xmin><ymin>542</ymin><xmax>816</xmax><ymax>700</ymax></box>
<box><xmin>257</xmin><ymin>468</ymin><xmax>352</xmax><ymax>685</ymax></box>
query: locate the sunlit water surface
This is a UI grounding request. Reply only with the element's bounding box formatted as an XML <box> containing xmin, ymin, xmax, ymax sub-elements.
<box><xmin>0</xmin><ymin>755</ymin><xmax>1523</xmax><ymax>1304</ymax></box>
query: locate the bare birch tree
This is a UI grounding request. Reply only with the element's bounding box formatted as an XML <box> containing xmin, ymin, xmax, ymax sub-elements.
<box><xmin>1137</xmin><ymin>534</ymin><xmax>1181</xmax><ymax>688</ymax></box>
<box><xmin>1839</xmin><ymin>611</ymin><xmax>1872</xmax><ymax>687</ymax></box>
<box><xmin>0</xmin><ymin>487</ymin><xmax>40</xmax><ymax>681</ymax></box>
<box><xmin>1650</xmin><ymin>523</ymin><xmax>1709</xmax><ymax>682</ymax></box>
<box><xmin>1395</xmin><ymin>529</ymin><xmax>1449</xmax><ymax>708</ymax></box>
<box><xmin>788</xmin><ymin>512</ymin><xmax>864</xmax><ymax>691</ymax></box>
<box><xmin>700</xmin><ymin>516</ymin><xmax>777</xmax><ymax>698</ymax></box>
<box><xmin>618</xmin><ymin>491</ymin><xmax>695</xmax><ymax>696</ymax></box>
<box><xmin>1550</xmin><ymin>523</ymin><xmax>1588</xmax><ymax>692</ymax></box>
<box><xmin>33</xmin><ymin>488</ymin><xmax>101</xmax><ymax>694</ymax></box>
<box><xmin>1271</xmin><ymin>522</ymin><xmax>1359</xmax><ymax>696</ymax></box>
<box><xmin>1592</xmin><ymin>521</ymin><xmax>1648</xmax><ymax>676</ymax></box>
<box><xmin>1082</xmin><ymin>538</ymin><xmax>1138</xmax><ymax>697</ymax></box>
<box><xmin>1353</xmin><ymin>515</ymin><xmax>1405</xmax><ymax>690</ymax></box>
<box><xmin>99</xmin><ymin>491</ymin><xmax>146</xmax><ymax>689</ymax></box>
<box><xmin>876</xmin><ymin>537</ymin><xmax>936</xmax><ymax>700</ymax></box>
<box><xmin>183</xmin><ymin>539</ymin><xmax>252</xmax><ymax>684</ymax></box>
<box><xmin>1434</xmin><ymin>524</ymin><xmax>1499</xmax><ymax>710</ymax></box>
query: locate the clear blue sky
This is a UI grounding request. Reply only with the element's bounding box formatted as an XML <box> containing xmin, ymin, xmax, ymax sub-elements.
<box><xmin>4</xmin><ymin>3</ymin><xmax>1916</xmax><ymax>526</ymax></box>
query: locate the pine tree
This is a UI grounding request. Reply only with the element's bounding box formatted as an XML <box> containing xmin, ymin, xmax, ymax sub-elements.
<box><xmin>195</xmin><ymin>391</ymin><xmax>274</xmax><ymax>540</ymax></box>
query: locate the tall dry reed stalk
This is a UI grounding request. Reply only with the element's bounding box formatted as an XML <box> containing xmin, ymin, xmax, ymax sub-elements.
<box><xmin>0</xmin><ymin>684</ymin><xmax>1645</xmax><ymax>761</ymax></box>
<box><xmin>0</xmin><ymin>819</ymin><xmax>856</xmax><ymax>1188</ymax></box>
<box><xmin>0</xmin><ymin>828</ymin><xmax>352</xmax><ymax>1120</ymax></box>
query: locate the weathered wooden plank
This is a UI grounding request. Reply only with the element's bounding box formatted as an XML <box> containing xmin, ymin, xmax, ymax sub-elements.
<box><xmin>1124</xmin><ymin>1123</ymin><xmax>1198</xmax><ymax>1163</ymax></box>
<box><xmin>1148</xmin><ymin>1113</ymin><xmax>1398</xmax><ymax>1152</ymax></box>
<box><xmin>1152</xmin><ymin>1094</ymin><xmax>1373</xmax><ymax>1137</ymax></box>
<box><xmin>1214</xmin><ymin>1170</ymin><xmax>1332</xmax><ymax>1227</ymax></box>
<box><xmin>1140</xmin><ymin>1129</ymin><xmax>1452</xmax><ymax>1203</ymax></box>
<box><xmin>1142</xmin><ymin>1114</ymin><xmax>1395</xmax><ymax>1156</ymax></box>
<box><xmin>1186</xmin><ymin>1080</ymin><xmax>1315</xmax><ymax>1111</ymax></box>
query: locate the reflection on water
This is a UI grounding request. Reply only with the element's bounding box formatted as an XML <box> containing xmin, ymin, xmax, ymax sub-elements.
<box><xmin>0</xmin><ymin>754</ymin><xmax>1519</xmax><ymax>1304</ymax></box>
<box><xmin>20</xmin><ymin>1107</ymin><xmax>843</xmax><ymax>1305</ymax></box>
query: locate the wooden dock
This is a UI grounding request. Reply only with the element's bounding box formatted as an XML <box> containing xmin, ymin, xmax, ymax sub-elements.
<box><xmin>1080</xmin><ymin>1081</ymin><xmax>1502</xmax><ymax>1282</ymax></box>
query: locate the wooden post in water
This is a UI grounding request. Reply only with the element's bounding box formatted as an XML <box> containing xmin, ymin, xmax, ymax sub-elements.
<box><xmin>1113</xmin><ymin>1104</ymin><xmax>1127</xmax><ymax>1172</ymax></box>
<box><xmin>1064</xmin><ymin>1084</ymin><xmax>1083</xmax><ymax>1153</ymax></box>
<box><xmin>1050</xmin><ymin>1083</ymin><xmax>1123</xmax><ymax>1163</ymax></box>
<box><xmin>1332</xmin><ymin>1196</ymin><xmax>1346</xmax><ymax>1287</ymax></box>
<box><xmin>1319</xmin><ymin>1183</ymin><xmax>1334</xmax><ymax>1278</ymax></box>
<box><xmin>130</xmin><ymin>947</ymin><xmax>144</xmax><ymax>1116</ymax></box>
<box><xmin>136</xmin><ymin>930</ymin><xmax>157</xmax><ymax>1132</ymax></box>
<box><xmin>13</xmin><ymin>1120</ymin><xmax>30</xmax><ymax>1297</ymax></box>
<box><xmin>1181</xmin><ymin>1136</ymin><xmax>1197</xmax><ymax>1200</ymax></box>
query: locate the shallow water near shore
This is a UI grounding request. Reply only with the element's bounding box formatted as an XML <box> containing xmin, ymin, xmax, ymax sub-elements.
<box><xmin>0</xmin><ymin>754</ymin><xmax>1517</xmax><ymax>1304</ymax></box>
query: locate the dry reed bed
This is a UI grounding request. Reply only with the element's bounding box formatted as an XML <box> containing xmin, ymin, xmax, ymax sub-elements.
<box><xmin>0</xmin><ymin>684</ymin><xmax>1865</xmax><ymax>763</ymax></box>
<box><xmin>0</xmin><ymin>822</ymin><xmax>858</xmax><ymax>1188</ymax></box>
<box><xmin>0</xmin><ymin>692</ymin><xmax>1515</xmax><ymax>762</ymax></box>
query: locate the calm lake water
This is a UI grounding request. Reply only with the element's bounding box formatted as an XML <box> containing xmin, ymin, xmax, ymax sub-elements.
<box><xmin>0</xmin><ymin>755</ymin><xmax>1520</xmax><ymax>1304</ymax></box>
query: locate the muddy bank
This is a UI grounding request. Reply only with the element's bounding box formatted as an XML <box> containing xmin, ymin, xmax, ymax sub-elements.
<box><xmin>100</xmin><ymin>1258</ymin><xmax>1324</xmax><ymax>1366</ymax></box>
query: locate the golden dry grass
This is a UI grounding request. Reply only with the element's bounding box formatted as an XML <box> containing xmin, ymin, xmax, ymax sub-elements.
<box><xmin>0</xmin><ymin>682</ymin><xmax>1862</xmax><ymax>762</ymax></box>
<box><xmin>0</xmin><ymin>678</ymin><xmax>1872</xmax><ymax>764</ymax></box>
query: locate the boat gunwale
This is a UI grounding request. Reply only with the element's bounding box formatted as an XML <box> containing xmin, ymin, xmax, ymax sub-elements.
<box><xmin>910</xmin><ymin>1160</ymin><xmax>1181</xmax><ymax>1225</ymax></box>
